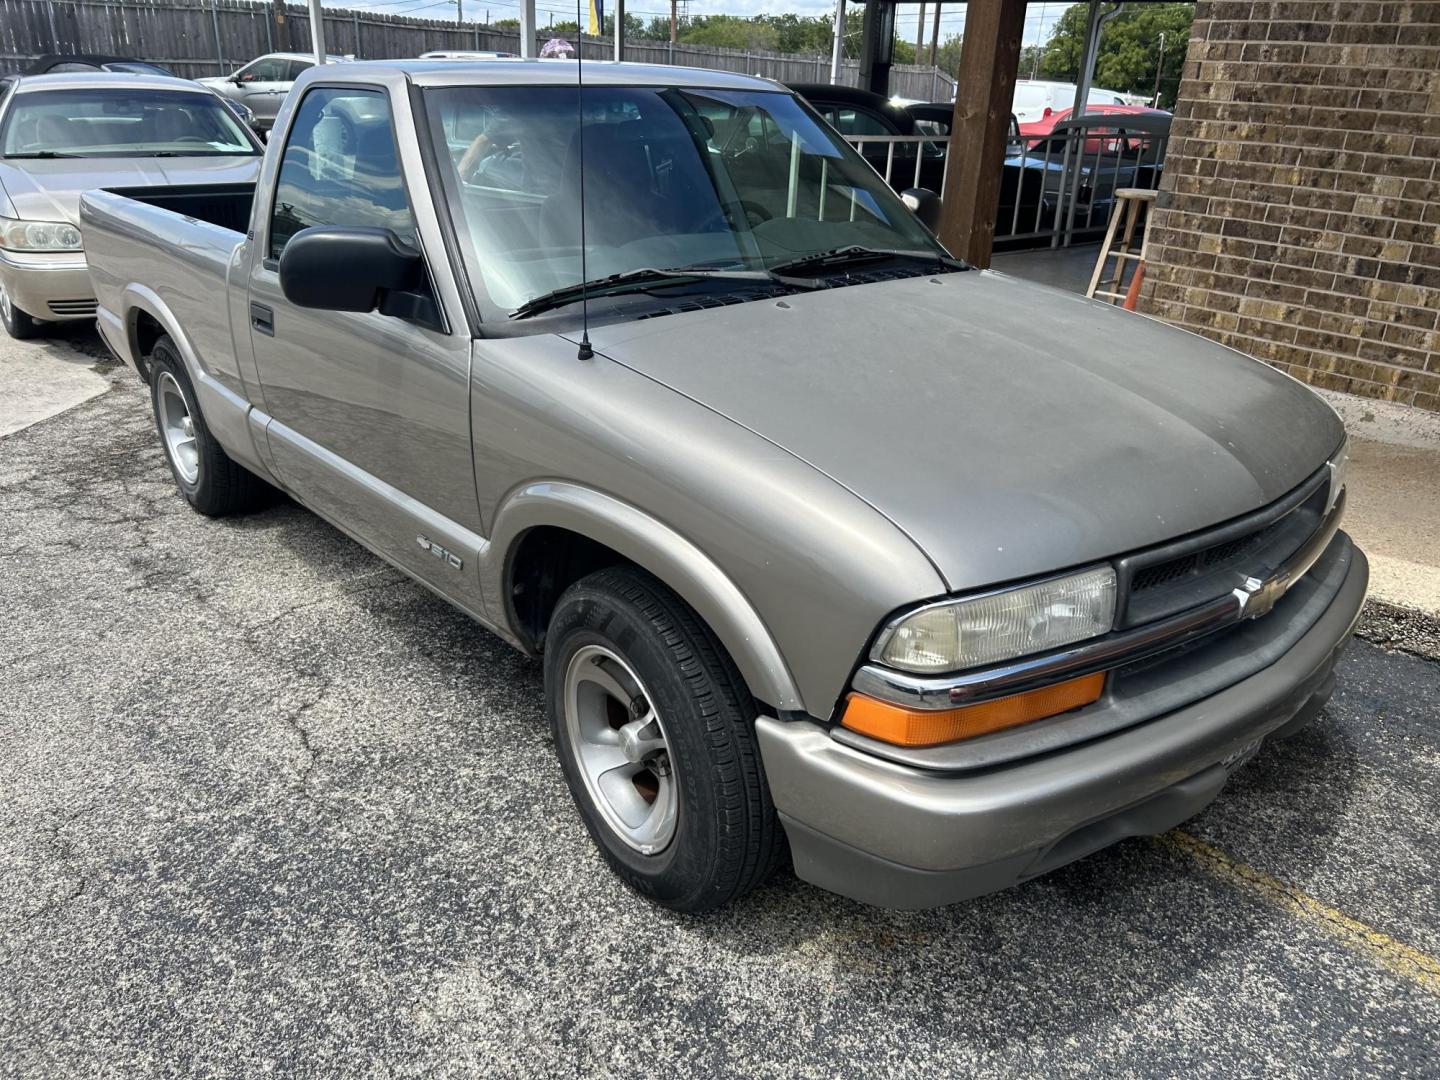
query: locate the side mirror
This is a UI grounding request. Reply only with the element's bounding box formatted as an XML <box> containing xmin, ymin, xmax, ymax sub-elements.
<box><xmin>279</xmin><ymin>226</ymin><xmax>441</xmax><ymax>330</ymax></box>
<box><xmin>901</xmin><ymin>187</ymin><xmax>942</xmax><ymax>232</ymax></box>
<box><xmin>230</xmin><ymin>74</ymin><xmax>245</xmax><ymax>84</ymax></box>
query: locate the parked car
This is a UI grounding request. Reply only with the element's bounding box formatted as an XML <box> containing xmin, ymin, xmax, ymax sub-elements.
<box><xmin>199</xmin><ymin>52</ymin><xmax>349</xmax><ymax>132</ymax></box>
<box><xmin>23</xmin><ymin>52</ymin><xmax>261</xmax><ymax>131</ymax></box>
<box><xmin>787</xmin><ymin>82</ymin><xmax>945</xmax><ymax>191</ymax></box>
<box><xmin>1019</xmin><ymin>102</ymin><xmax>1171</xmax><ymax>141</ymax></box>
<box><xmin>0</xmin><ymin>72</ymin><xmax>262</xmax><ymax>338</ymax></box>
<box><xmin>82</xmin><ymin>61</ymin><xmax>1364</xmax><ymax>913</ymax></box>
<box><xmin>904</xmin><ymin>100</ymin><xmax>1024</xmax><ymax>157</ymax></box>
<box><xmin>791</xmin><ymin>86</ymin><xmax>1035</xmax><ymax>226</ymax></box>
<box><xmin>26</xmin><ymin>53</ymin><xmax>177</xmax><ymax>76</ymax></box>
<box><xmin>1002</xmin><ymin>110</ymin><xmax>1170</xmax><ymax>238</ymax></box>
<box><xmin>1011</xmin><ymin>79</ymin><xmax>1131</xmax><ymax>126</ymax></box>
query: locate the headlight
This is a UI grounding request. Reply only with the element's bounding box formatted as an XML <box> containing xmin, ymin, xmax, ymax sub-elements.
<box><xmin>0</xmin><ymin>217</ymin><xmax>83</xmax><ymax>253</ymax></box>
<box><xmin>873</xmin><ymin>565</ymin><xmax>1117</xmax><ymax>673</ymax></box>
<box><xmin>1326</xmin><ymin>438</ymin><xmax>1348</xmax><ymax>515</ymax></box>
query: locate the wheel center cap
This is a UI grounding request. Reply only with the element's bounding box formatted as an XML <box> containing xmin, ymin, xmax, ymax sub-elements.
<box><xmin>616</xmin><ymin>716</ymin><xmax>664</xmax><ymax>764</ymax></box>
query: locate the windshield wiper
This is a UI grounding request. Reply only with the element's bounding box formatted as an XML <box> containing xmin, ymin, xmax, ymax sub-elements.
<box><xmin>767</xmin><ymin>246</ymin><xmax>967</xmax><ymax>279</ymax></box>
<box><xmin>511</xmin><ymin>266</ymin><xmax>772</xmax><ymax>320</ymax></box>
<box><xmin>3</xmin><ymin>151</ymin><xmax>83</xmax><ymax>159</ymax></box>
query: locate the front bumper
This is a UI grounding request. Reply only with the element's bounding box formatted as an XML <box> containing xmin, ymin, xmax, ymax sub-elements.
<box><xmin>0</xmin><ymin>250</ymin><xmax>94</xmax><ymax>322</ymax></box>
<box><xmin>757</xmin><ymin>538</ymin><xmax>1368</xmax><ymax>909</ymax></box>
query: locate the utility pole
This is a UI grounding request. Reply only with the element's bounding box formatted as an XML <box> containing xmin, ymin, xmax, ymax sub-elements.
<box><xmin>670</xmin><ymin>0</ymin><xmax>677</xmax><ymax>44</ymax></box>
<box><xmin>306</xmin><ymin>0</ymin><xmax>327</xmax><ymax>65</ymax></box>
<box><xmin>1152</xmin><ymin>30</ymin><xmax>1166</xmax><ymax>106</ymax></box>
<box><xmin>915</xmin><ymin>3</ymin><xmax>925</xmax><ymax>58</ymax></box>
<box><xmin>929</xmin><ymin>0</ymin><xmax>941</xmax><ymax>67</ymax></box>
<box><xmin>829</xmin><ymin>0</ymin><xmax>845</xmax><ymax>83</ymax></box>
<box><xmin>456</xmin><ymin>0</ymin><xmax>463</xmax><ymax>29</ymax></box>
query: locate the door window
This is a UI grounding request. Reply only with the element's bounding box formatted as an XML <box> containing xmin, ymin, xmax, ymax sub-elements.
<box><xmin>268</xmin><ymin>86</ymin><xmax>417</xmax><ymax>261</ymax></box>
<box><xmin>284</xmin><ymin>60</ymin><xmax>312</xmax><ymax>81</ymax></box>
<box><xmin>237</xmin><ymin>57</ymin><xmax>288</xmax><ymax>83</ymax></box>
<box><xmin>832</xmin><ymin>108</ymin><xmax>897</xmax><ymax>137</ymax></box>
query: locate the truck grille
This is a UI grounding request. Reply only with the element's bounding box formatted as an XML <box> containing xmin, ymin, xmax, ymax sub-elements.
<box><xmin>1115</xmin><ymin>466</ymin><xmax>1332</xmax><ymax>629</ymax></box>
<box><xmin>47</xmin><ymin>299</ymin><xmax>97</xmax><ymax>317</ymax></box>
<box><xmin>1131</xmin><ymin>518</ymin><xmax>1287</xmax><ymax>594</ymax></box>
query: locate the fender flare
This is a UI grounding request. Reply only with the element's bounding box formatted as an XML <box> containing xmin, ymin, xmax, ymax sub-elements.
<box><xmin>118</xmin><ymin>284</ymin><xmax>275</xmax><ymax>482</ymax></box>
<box><xmin>119</xmin><ymin>284</ymin><xmax>199</xmax><ymax>379</ymax></box>
<box><xmin>485</xmin><ymin>481</ymin><xmax>805</xmax><ymax>713</ymax></box>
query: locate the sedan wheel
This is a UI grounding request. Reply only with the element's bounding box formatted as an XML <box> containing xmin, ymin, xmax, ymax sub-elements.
<box><xmin>0</xmin><ymin>281</ymin><xmax>42</xmax><ymax>339</ymax></box>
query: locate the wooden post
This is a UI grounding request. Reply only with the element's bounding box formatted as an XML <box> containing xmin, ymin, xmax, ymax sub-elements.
<box><xmin>937</xmin><ymin>0</ymin><xmax>1025</xmax><ymax>267</ymax></box>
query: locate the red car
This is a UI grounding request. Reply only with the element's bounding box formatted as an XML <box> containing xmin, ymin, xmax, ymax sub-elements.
<box><xmin>1019</xmin><ymin>103</ymin><xmax>1170</xmax><ymax>154</ymax></box>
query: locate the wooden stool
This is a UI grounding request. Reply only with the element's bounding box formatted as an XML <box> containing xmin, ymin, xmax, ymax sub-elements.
<box><xmin>1086</xmin><ymin>188</ymin><xmax>1158</xmax><ymax>304</ymax></box>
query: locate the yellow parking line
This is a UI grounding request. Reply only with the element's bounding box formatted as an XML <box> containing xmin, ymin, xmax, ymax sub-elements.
<box><xmin>1158</xmin><ymin>830</ymin><xmax>1440</xmax><ymax>996</ymax></box>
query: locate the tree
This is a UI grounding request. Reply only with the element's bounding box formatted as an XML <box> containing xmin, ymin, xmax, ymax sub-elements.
<box><xmin>1037</xmin><ymin>2</ymin><xmax>1193</xmax><ymax>105</ymax></box>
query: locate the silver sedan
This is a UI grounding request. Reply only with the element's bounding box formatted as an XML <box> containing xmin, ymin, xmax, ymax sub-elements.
<box><xmin>0</xmin><ymin>72</ymin><xmax>262</xmax><ymax>339</ymax></box>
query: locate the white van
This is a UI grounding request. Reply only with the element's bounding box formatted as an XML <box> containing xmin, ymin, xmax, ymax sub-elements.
<box><xmin>1011</xmin><ymin>80</ymin><xmax>1131</xmax><ymax>125</ymax></box>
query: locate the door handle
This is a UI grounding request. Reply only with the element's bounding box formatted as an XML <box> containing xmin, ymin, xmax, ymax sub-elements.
<box><xmin>249</xmin><ymin>302</ymin><xmax>274</xmax><ymax>336</ymax></box>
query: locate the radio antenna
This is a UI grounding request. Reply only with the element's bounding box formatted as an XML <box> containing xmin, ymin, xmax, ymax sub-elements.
<box><xmin>574</xmin><ymin>0</ymin><xmax>594</xmax><ymax>360</ymax></box>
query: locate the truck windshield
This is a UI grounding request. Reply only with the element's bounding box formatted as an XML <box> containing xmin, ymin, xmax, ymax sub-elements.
<box><xmin>424</xmin><ymin>85</ymin><xmax>947</xmax><ymax>319</ymax></box>
<box><xmin>0</xmin><ymin>88</ymin><xmax>258</xmax><ymax>158</ymax></box>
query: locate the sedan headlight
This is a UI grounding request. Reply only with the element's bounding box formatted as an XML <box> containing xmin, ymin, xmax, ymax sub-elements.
<box><xmin>0</xmin><ymin>217</ymin><xmax>83</xmax><ymax>253</ymax></box>
<box><xmin>874</xmin><ymin>565</ymin><xmax>1117</xmax><ymax>673</ymax></box>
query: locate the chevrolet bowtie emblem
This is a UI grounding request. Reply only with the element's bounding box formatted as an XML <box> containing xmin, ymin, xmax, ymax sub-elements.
<box><xmin>1235</xmin><ymin>573</ymin><xmax>1291</xmax><ymax>620</ymax></box>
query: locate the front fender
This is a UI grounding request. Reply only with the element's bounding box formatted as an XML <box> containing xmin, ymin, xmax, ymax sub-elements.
<box><xmin>483</xmin><ymin>481</ymin><xmax>805</xmax><ymax>713</ymax></box>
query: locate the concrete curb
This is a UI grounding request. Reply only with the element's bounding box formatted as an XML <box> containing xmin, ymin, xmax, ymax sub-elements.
<box><xmin>0</xmin><ymin>340</ymin><xmax>112</xmax><ymax>438</ymax></box>
<box><xmin>1317</xmin><ymin>388</ymin><xmax>1440</xmax><ymax>451</ymax></box>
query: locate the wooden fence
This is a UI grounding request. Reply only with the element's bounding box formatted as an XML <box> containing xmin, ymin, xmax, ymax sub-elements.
<box><xmin>0</xmin><ymin>0</ymin><xmax>958</xmax><ymax>100</ymax></box>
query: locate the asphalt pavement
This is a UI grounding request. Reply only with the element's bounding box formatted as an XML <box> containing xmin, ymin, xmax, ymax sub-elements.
<box><xmin>3</xmin><ymin>368</ymin><xmax>1439</xmax><ymax>1078</ymax></box>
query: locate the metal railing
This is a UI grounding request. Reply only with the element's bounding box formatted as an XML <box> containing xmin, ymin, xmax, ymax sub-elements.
<box><xmin>1014</xmin><ymin>113</ymin><xmax>1170</xmax><ymax>249</ymax></box>
<box><xmin>845</xmin><ymin>112</ymin><xmax>1170</xmax><ymax>249</ymax></box>
<box><xmin>843</xmin><ymin>134</ymin><xmax>952</xmax><ymax>194</ymax></box>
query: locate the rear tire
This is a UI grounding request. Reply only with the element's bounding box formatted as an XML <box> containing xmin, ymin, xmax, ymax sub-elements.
<box><xmin>147</xmin><ymin>336</ymin><xmax>269</xmax><ymax>516</ymax></box>
<box><xmin>0</xmin><ymin>281</ymin><xmax>42</xmax><ymax>340</ymax></box>
<box><xmin>545</xmin><ymin>566</ymin><xmax>785</xmax><ymax>913</ymax></box>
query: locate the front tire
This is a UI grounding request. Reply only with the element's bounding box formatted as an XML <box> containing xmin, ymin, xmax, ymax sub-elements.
<box><xmin>545</xmin><ymin>567</ymin><xmax>785</xmax><ymax>913</ymax></box>
<box><xmin>147</xmin><ymin>336</ymin><xmax>268</xmax><ymax>516</ymax></box>
<box><xmin>0</xmin><ymin>281</ymin><xmax>42</xmax><ymax>339</ymax></box>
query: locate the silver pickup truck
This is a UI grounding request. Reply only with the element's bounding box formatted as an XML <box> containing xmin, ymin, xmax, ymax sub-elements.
<box><xmin>81</xmin><ymin>60</ymin><xmax>1365</xmax><ymax>913</ymax></box>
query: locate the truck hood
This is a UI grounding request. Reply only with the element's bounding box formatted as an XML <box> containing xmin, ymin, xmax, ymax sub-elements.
<box><xmin>585</xmin><ymin>270</ymin><xmax>1344</xmax><ymax>593</ymax></box>
<box><xmin>0</xmin><ymin>156</ymin><xmax>260</xmax><ymax>225</ymax></box>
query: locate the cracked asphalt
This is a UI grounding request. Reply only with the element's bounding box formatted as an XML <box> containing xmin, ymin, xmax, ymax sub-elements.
<box><xmin>3</xmin><ymin>373</ymin><xmax>1440</xmax><ymax>1078</ymax></box>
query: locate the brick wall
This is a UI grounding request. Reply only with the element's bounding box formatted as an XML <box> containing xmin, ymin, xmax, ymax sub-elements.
<box><xmin>1138</xmin><ymin>0</ymin><xmax>1440</xmax><ymax>412</ymax></box>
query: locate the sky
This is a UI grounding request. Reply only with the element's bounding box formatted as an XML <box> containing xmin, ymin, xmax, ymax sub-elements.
<box><xmin>339</xmin><ymin>0</ymin><xmax>1072</xmax><ymax>58</ymax></box>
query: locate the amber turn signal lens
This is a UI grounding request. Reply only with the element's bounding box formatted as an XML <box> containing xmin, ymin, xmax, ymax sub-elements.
<box><xmin>841</xmin><ymin>672</ymin><xmax>1106</xmax><ymax>748</ymax></box>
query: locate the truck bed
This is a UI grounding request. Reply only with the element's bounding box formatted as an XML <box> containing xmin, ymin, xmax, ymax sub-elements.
<box><xmin>99</xmin><ymin>183</ymin><xmax>255</xmax><ymax>235</ymax></box>
<box><xmin>80</xmin><ymin>182</ymin><xmax>257</xmax><ymax>410</ymax></box>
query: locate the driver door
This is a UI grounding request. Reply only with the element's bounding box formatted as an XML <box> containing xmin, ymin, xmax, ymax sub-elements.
<box><xmin>247</xmin><ymin>84</ymin><xmax>485</xmax><ymax>612</ymax></box>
